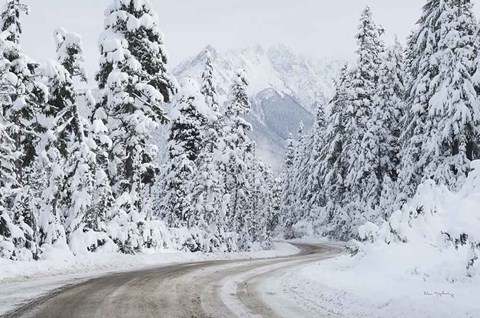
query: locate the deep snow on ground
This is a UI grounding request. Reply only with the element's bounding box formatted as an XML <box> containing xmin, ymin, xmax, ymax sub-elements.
<box><xmin>275</xmin><ymin>250</ymin><xmax>480</xmax><ymax>318</ymax></box>
<box><xmin>262</xmin><ymin>163</ymin><xmax>480</xmax><ymax>318</ymax></box>
<box><xmin>0</xmin><ymin>242</ymin><xmax>299</xmax><ymax>315</ymax></box>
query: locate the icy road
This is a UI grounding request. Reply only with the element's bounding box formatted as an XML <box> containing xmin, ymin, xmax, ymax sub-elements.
<box><xmin>4</xmin><ymin>243</ymin><xmax>342</xmax><ymax>318</ymax></box>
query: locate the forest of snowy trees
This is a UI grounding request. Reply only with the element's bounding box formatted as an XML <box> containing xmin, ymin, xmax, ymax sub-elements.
<box><xmin>2</xmin><ymin>0</ymin><xmax>480</xmax><ymax>263</ymax></box>
<box><xmin>0</xmin><ymin>0</ymin><xmax>279</xmax><ymax>261</ymax></box>
<box><xmin>280</xmin><ymin>1</ymin><xmax>480</xmax><ymax>244</ymax></box>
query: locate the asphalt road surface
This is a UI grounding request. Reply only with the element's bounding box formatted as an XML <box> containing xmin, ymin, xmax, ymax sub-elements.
<box><xmin>4</xmin><ymin>243</ymin><xmax>342</xmax><ymax>318</ymax></box>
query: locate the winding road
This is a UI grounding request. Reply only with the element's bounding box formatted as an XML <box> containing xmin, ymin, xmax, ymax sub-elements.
<box><xmin>4</xmin><ymin>243</ymin><xmax>342</xmax><ymax>318</ymax></box>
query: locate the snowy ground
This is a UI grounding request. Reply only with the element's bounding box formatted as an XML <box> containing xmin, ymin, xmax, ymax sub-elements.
<box><xmin>257</xmin><ymin>243</ymin><xmax>480</xmax><ymax>318</ymax></box>
<box><xmin>0</xmin><ymin>242</ymin><xmax>299</xmax><ymax>315</ymax></box>
<box><xmin>252</xmin><ymin>163</ymin><xmax>480</xmax><ymax>318</ymax></box>
<box><xmin>3</xmin><ymin>240</ymin><xmax>479</xmax><ymax>318</ymax></box>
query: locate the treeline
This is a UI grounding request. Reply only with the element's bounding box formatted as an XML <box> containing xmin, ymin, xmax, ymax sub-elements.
<box><xmin>153</xmin><ymin>56</ymin><xmax>280</xmax><ymax>252</ymax></box>
<box><xmin>0</xmin><ymin>0</ymin><xmax>277</xmax><ymax>261</ymax></box>
<box><xmin>280</xmin><ymin>2</ymin><xmax>480</xmax><ymax>240</ymax></box>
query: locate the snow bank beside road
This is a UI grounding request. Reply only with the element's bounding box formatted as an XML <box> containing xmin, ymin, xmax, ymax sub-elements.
<box><xmin>0</xmin><ymin>242</ymin><xmax>299</xmax><ymax>283</ymax></box>
<box><xmin>280</xmin><ymin>253</ymin><xmax>480</xmax><ymax>318</ymax></box>
<box><xmin>276</xmin><ymin>162</ymin><xmax>480</xmax><ymax>318</ymax></box>
<box><xmin>353</xmin><ymin>161</ymin><xmax>480</xmax><ymax>282</ymax></box>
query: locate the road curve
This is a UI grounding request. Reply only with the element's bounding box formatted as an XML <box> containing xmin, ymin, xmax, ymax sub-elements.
<box><xmin>4</xmin><ymin>243</ymin><xmax>343</xmax><ymax>318</ymax></box>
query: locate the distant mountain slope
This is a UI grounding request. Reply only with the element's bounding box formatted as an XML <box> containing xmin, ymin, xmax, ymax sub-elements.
<box><xmin>173</xmin><ymin>45</ymin><xmax>341</xmax><ymax>171</ymax></box>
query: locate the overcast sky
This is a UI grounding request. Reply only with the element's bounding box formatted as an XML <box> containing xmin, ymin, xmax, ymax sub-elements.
<box><xmin>20</xmin><ymin>0</ymin><xmax>480</xmax><ymax>72</ymax></box>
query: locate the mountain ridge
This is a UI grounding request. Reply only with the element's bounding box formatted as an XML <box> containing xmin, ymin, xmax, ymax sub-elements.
<box><xmin>173</xmin><ymin>44</ymin><xmax>342</xmax><ymax>171</ymax></box>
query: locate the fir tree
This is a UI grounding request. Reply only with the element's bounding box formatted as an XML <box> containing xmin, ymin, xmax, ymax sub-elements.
<box><xmin>400</xmin><ymin>0</ymin><xmax>480</xmax><ymax>203</ymax></box>
<box><xmin>0</xmin><ymin>116</ymin><xmax>34</xmax><ymax>260</ymax></box>
<box><xmin>201</xmin><ymin>49</ymin><xmax>220</xmax><ymax>113</ymax></box>
<box><xmin>95</xmin><ymin>0</ymin><xmax>176</xmax><ymax>252</ymax></box>
<box><xmin>321</xmin><ymin>64</ymin><xmax>352</xmax><ymax>238</ymax></box>
<box><xmin>0</xmin><ymin>0</ymin><xmax>28</xmax><ymax>45</ymax></box>
<box><xmin>343</xmin><ymin>6</ymin><xmax>385</xmax><ymax>223</ymax></box>
<box><xmin>63</xmin><ymin>112</ymin><xmax>115</xmax><ymax>255</ymax></box>
<box><xmin>0</xmin><ymin>0</ymin><xmax>47</xmax><ymax>258</ymax></box>
<box><xmin>1</xmin><ymin>0</ymin><xmax>46</xmax><ymax>180</ymax></box>
<box><xmin>374</xmin><ymin>39</ymin><xmax>407</xmax><ymax>216</ymax></box>
<box><xmin>287</xmin><ymin>123</ymin><xmax>310</xmax><ymax>237</ymax></box>
<box><xmin>54</xmin><ymin>28</ymin><xmax>87</xmax><ymax>82</ymax></box>
<box><xmin>223</xmin><ymin>70</ymin><xmax>255</xmax><ymax>249</ymax></box>
<box><xmin>303</xmin><ymin>102</ymin><xmax>327</xmax><ymax>219</ymax></box>
<box><xmin>269</xmin><ymin>177</ymin><xmax>283</xmax><ymax>237</ymax></box>
<box><xmin>157</xmin><ymin>79</ymin><xmax>206</xmax><ymax>233</ymax></box>
<box><xmin>280</xmin><ymin>134</ymin><xmax>296</xmax><ymax>238</ymax></box>
<box><xmin>249</xmin><ymin>161</ymin><xmax>273</xmax><ymax>248</ymax></box>
<box><xmin>189</xmin><ymin>53</ymin><xmax>228</xmax><ymax>251</ymax></box>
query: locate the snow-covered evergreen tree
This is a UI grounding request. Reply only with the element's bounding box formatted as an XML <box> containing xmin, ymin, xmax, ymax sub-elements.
<box><xmin>63</xmin><ymin>112</ymin><xmax>116</xmax><ymax>255</ymax></box>
<box><xmin>189</xmin><ymin>52</ymin><xmax>229</xmax><ymax>251</ymax></box>
<box><xmin>400</xmin><ymin>0</ymin><xmax>480</xmax><ymax>203</ymax></box>
<box><xmin>0</xmin><ymin>0</ymin><xmax>48</xmax><ymax>259</ymax></box>
<box><xmin>249</xmin><ymin>161</ymin><xmax>274</xmax><ymax>248</ymax></box>
<box><xmin>0</xmin><ymin>118</ymin><xmax>15</xmax><ymax>194</ymax></box>
<box><xmin>201</xmin><ymin>49</ymin><xmax>220</xmax><ymax>114</ymax></box>
<box><xmin>54</xmin><ymin>28</ymin><xmax>87</xmax><ymax>82</ymax></box>
<box><xmin>0</xmin><ymin>116</ymin><xmax>34</xmax><ymax>260</ymax></box>
<box><xmin>156</xmin><ymin>78</ymin><xmax>207</xmax><ymax>251</ymax></box>
<box><xmin>95</xmin><ymin>0</ymin><xmax>175</xmax><ymax>252</ymax></box>
<box><xmin>0</xmin><ymin>0</ymin><xmax>46</xmax><ymax>179</ymax></box>
<box><xmin>89</xmin><ymin>118</ymin><xmax>115</xmax><ymax>238</ymax></box>
<box><xmin>269</xmin><ymin>177</ymin><xmax>282</xmax><ymax>237</ymax></box>
<box><xmin>303</xmin><ymin>103</ymin><xmax>327</xmax><ymax>220</ymax></box>
<box><xmin>0</xmin><ymin>0</ymin><xmax>27</xmax><ymax>45</ymax></box>
<box><xmin>280</xmin><ymin>134</ymin><xmax>296</xmax><ymax>238</ymax></box>
<box><xmin>50</xmin><ymin>32</ymin><xmax>114</xmax><ymax>254</ymax></box>
<box><xmin>321</xmin><ymin>64</ymin><xmax>352</xmax><ymax>238</ymax></box>
<box><xmin>374</xmin><ymin>39</ymin><xmax>407</xmax><ymax>216</ymax></box>
<box><xmin>223</xmin><ymin>70</ymin><xmax>256</xmax><ymax>249</ymax></box>
<box><xmin>342</xmin><ymin>6</ymin><xmax>385</xmax><ymax>224</ymax></box>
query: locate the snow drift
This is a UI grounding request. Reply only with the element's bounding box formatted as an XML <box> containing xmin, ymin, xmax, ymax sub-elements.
<box><xmin>353</xmin><ymin>160</ymin><xmax>480</xmax><ymax>280</ymax></box>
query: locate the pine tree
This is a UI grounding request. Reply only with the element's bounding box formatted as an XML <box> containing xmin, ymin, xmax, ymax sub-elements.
<box><xmin>157</xmin><ymin>79</ymin><xmax>207</xmax><ymax>242</ymax></box>
<box><xmin>0</xmin><ymin>116</ymin><xmax>34</xmax><ymax>260</ymax></box>
<box><xmin>1</xmin><ymin>0</ymin><xmax>47</xmax><ymax>180</ymax></box>
<box><xmin>189</xmin><ymin>52</ymin><xmax>228</xmax><ymax>251</ymax></box>
<box><xmin>249</xmin><ymin>161</ymin><xmax>273</xmax><ymax>248</ymax></box>
<box><xmin>400</xmin><ymin>0</ymin><xmax>480</xmax><ymax>203</ymax></box>
<box><xmin>223</xmin><ymin>70</ymin><xmax>255</xmax><ymax>249</ymax></box>
<box><xmin>0</xmin><ymin>0</ymin><xmax>27</xmax><ymax>44</ymax></box>
<box><xmin>399</xmin><ymin>0</ymin><xmax>446</xmax><ymax>202</ymax></box>
<box><xmin>201</xmin><ymin>49</ymin><xmax>220</xmax><ymax>113</ymax></box>
<box><xmin>62</xmin><ymin>114</ymin><xmax>104</xmax><ymax>254</ymax></box>
<box><xmin>90</xmin><ymin>118</ymin><xmax>115</xmax><ymax>227</ymax></box>
<box><xmin>269</xmin><ymin>177</ymin><xmax>283</xmax><ymax>237</ymax></box>
<box><xmin>0</xmin><ymin>118</ymin><xmax>15</xmax><ymax>192</ymax></box>
<box><xmin>32</xmin><ymin>62</ymin><xmax>70</xmax><ymax>252</ymax></box>
<box><xmin>280</xmin><ymin>134</ymin><xmax>296</xmax><ymax>238</ymax></box>
<box><xmin>95</xmin><ymin>0</ymin><xmax>175</xmax><ymax>252</ymax></box>
<box><xmin>303</xmin><ymin>103</ymin><xmax>327</xmax><ymax>220</ymax></box>
<box><xmin>342</xmin><ymin>6</ymin><xmax>385</xmax><ymax>225</ymax></box>
<box><xmin>374</xmin><ymin>39</ymin><xmax>407</xmax><ymax>216</ymax></box>
<box><xmin>287</xmin><ymin>123</ymin><xmax>311</xmax><ymax>237</ymax></box>
<box><xmin>60</xmin><ymin>36</ymin><xmax>114</xmax><ymax>252</ymax></box>
<box><xmin>54</xmin><ymin>28</ymin><xmax>87</xmax><ymax>82</ymax></box>
<box><xmin>321</xmin><ymin>64</ymin><xmax>352</xmax><ymax>238</ymax></box>
<box><xmin>0</xmin><ymin>0</ymin><xmax>47</xmax><ymax>258</ymax></box>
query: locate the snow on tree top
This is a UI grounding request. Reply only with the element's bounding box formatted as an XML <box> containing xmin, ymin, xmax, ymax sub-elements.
<box><xmin>175</xmin><ymin>77</ymin><xmax>216</xmax><ymax>121</ymax></box>
<box><xmin>107</xmin><ymin>0</ymin><xmax>154</xmax><ymax>15</ymax></box>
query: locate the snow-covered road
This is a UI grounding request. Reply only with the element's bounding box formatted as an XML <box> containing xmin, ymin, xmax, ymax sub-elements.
<box><xmin>3</xmin><ymin>243</ymin><xmax>343</xmax><ymax>318</ymax></box>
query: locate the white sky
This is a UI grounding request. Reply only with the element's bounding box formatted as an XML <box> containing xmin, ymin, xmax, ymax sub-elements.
<box><xmin>20</xmin><ymin>0</ymin><xmax>480</xmax><ymax>72</ymax></box>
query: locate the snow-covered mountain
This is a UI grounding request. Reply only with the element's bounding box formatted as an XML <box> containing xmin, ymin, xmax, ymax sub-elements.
<box><xmin>173</xmin><ymin>45</ymin><xmax>342</xmax><ymax>171</ymax></box>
